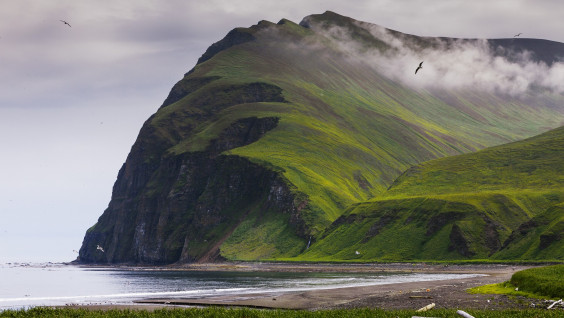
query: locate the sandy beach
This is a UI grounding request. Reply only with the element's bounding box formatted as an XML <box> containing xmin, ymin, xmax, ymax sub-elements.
<box><xmin>118</xmin><ymin>262</ymin><xmax>540</xmax><ymax>310</ymax></box>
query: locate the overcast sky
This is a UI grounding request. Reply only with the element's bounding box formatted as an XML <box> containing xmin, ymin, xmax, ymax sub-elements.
<box><xmin>1</xmin><ymin>0</ymin><xmax>563</xmax><ymax>263</ymax></box>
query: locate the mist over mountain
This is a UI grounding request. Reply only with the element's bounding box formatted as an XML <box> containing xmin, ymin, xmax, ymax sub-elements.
<box><xmin>78</xmin><ymin>11</ymin><xmax>564</xmax><ymax>264</ymax></box>
<box><xmin>303</xmin><ymin>13</ymin><xmax>564</xmax><ymax>95</ymax></box>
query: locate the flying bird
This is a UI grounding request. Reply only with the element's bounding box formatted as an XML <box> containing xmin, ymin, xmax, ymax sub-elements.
<box><xmin>415</xmin><ymin>61</ymin><xmax>423</xmax><ymax>74</ymax></box>
<box><xmin>96</xmin><ymin>245</ymin><xmax>105</xmax><ymax>253</ymax></box>
<box><xmin>60</xmin><ymin>20</ymin><xmax>71</xmax><ymax>27</ymax></box>
<box><xmin>514</xmin><ymin>33</ymin><xmax>522</xmax><ymax>37</ymax></box>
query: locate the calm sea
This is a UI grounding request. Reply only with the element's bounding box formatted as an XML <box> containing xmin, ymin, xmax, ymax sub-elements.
<box><xmin>0</xmin><ymin>263</ymin><xmax>482</xmax><ymax>310</ymax></box>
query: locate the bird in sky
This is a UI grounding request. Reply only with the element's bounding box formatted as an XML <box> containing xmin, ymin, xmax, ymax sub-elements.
<box><xmin>96</xmin><ymin>245</ymin><xmax>105</xmax><ymax>253</ymax></box>
<box><xmin>514</xmin><ymin>33</ymin><xmax>522</xmax><ymax>37</ymax></box>
<box><xmin>415</xmin><ymin>61</ymin><xmax>423</xmax><ymax>74</ymax></box>
<box><xmin>60</xmin><ymin>20</ymin><xmax>71</xmax><ymax>27</ymax></box>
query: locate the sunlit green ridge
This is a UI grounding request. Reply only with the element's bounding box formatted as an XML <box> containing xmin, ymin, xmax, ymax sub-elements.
<box><xmin>79</xmin><ymin>11</ymin><xmax>564</xmax><ymax>263</ymax></box>
<box><xmin>302</xmin><ymin>126</ymin><xmax>564</xmax><ymax>261</ymax></box>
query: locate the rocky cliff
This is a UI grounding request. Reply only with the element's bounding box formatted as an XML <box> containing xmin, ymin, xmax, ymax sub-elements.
<box><xmin>79</xmin><ymin>114</ymin><xmax>310</xmax><ymax>264</ymax></box>
<box><xmin>79</xmin><ymin>11</ymin><xmax>564</xmax><ymax>263</ymax></box>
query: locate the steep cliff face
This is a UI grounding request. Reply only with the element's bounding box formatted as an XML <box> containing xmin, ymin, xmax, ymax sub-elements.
<box><xmin>79</xmin><ymin>116</ymin><xmax>308</xmax><ymax>264</ymax></box>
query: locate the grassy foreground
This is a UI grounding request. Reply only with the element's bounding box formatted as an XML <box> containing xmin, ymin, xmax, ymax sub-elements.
<box><xmin>469</xmin><ymin>264</ymin><xmax>564</xmax><ymax>300</ymax></box>
<box><xmin>510</xmin><ymin>265</ymin><xmax>564</xmax><ymax>298</ymax></box>
<box><xmin>1</xmin><ymin>307</ymin><xmax>563</xmax><ymax>318</ymax></box>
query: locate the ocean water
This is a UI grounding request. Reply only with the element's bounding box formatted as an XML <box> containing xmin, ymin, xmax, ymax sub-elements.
<box><xmin>0</xmin><ymin>263</ymin><xmax>483</xmax><ymax>310</ymax></box>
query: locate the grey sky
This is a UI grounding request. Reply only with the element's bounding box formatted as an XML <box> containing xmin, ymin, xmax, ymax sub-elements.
<box><xmin>0</xmin><ymin>0</ymin><xmax>562</xmax><ymax>262</ymax></box>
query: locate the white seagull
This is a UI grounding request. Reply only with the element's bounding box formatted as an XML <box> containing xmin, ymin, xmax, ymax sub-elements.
<box><xmin>96</xmin><ymin>245</ymin><xmax>105</xmax><ymax>253</ymax></box>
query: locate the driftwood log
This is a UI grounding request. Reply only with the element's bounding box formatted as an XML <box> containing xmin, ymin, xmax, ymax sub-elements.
<box><xmin>416</xmin><ymin>302</ymin><xmax>435</xmax><ymax>312</ymax></box>
<box><xmin>457</xmin><ymin>310</ymin><xmax>475</xmax><ymax>318</ymax></box>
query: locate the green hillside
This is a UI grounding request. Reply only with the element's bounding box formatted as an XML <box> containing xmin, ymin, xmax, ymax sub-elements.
<box><xmin>303</xmin><ymin>126</ymin><xmax>564</xmax><ymax>261</ymax></box>
<box><xmin>386</xmin><ymin>126</ymin><xmax>564</xmax><ymax>197</ymax></box>
<box><xmin>79</xmin><ymin>12</ymin><xmax>564</xmax><ymax>264</ymax></box>
<box><xmin>183</xmin><ymin>17</ymin><xmax>562</xmax><ymax>229</ymax></box>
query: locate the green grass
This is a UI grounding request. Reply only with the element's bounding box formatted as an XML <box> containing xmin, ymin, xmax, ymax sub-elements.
<box><xmin>2</xmin><ymin>307</ymin><xmax>563</xmax><ymax>318</ymax></box>
<box><xmin>510</xmin><ymin>265</ymin><xmax>564</xmax><ymax>298</ymax></box>
<box><xmin>300</xmin><ymin>190</ymin><xmax>562</xmax><ymax>261</ymax></box>
<box><xmin>220</xmin><ymin>206</ymin><xmax>307</xmax><ymax>260</ymax></box>
<box><xmin>303</xmin><ymin>124</ymin><xmax>564</xmax><ymax>261</ymax></box>
<box><xmin>385</xmin><ymin>126</ymin><xmax>564</xmax><ymax>197</ymax></box>
<box><xmin>469</xmin><ymin>265</ymin><xmax>564</xmax><ymax>300</ymax></box>
<box><xmin>494</xmin><ymin>204</ymin><xmax>564</xmax><ymax>260</ymax></box>
<box><xmin>468</xmin><ymin>281</ymin><xmax>543</xmax><ymax>299</ymax></box>
<box><xmin>295</xmin><ymin>197</ymin><xmax>506</xmax><ymax>261</ymax></box>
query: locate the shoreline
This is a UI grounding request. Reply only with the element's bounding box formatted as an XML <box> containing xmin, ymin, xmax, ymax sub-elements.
<box><xmin>74</xmin><ymin>261</ymin><xmax>531</xmax><ymax>273</ymax></box>
<box><xmin>135</xmin><ymin>263</ymin><xmax>526</xmax><ymax>310</ymax></box>
<box><xmin>67</xmin><ymin>262</ymin><xmax>541</xmax><ymax>311</ymax></box>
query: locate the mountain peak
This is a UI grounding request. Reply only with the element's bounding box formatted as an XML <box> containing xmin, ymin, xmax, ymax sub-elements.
<box><xmin>79</xmin><ymin>11</ymin><xmax>564</xmax><ymax>264</ymax></box>
<box><xmin>300</xmin><ymin>11</ymin><xmax>361</xmax><ymax>29</ymax></box>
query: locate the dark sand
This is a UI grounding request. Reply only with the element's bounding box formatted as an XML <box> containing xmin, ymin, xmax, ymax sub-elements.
<box><xmin>120</xmin><ymin>262</ymin><xmax>548</xmax><ymax>311</ymax></box>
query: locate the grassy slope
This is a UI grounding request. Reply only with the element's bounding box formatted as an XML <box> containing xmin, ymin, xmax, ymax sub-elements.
<box><xmin>146</xmin><ymin>13</ymin><xmax>564</xmax><ymax>260</ymax></box>
<box><xmin>495</xmin><ymin>203</ymin><xmax>564</xmax><ymax>260</ymax></box>
<box><xmin>386</xmin><ymin>126</ymin><xmax>564</xmax><ymax>197</ymax></box>
<box><xmin>303</xmin><ymin>126</ymin><xmax>564</xmax><ymax>261</ymax></box>
<box><xmin>470</xmin><ymin>264</ymin><xmax>564</xmax><ymax>299</ymax></box>
<box><xmin>510</xmin><ymin>265</ymin><xmax>564</xmax><ymax>298</ymax></box>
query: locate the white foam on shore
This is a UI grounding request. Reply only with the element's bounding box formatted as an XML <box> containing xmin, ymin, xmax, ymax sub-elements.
<box><xmin>0</xmin><ymin>265</ymin><xmax>486</xmax><ymax>311</ymax></box>
<box><xmin>221</xmin><ymin>273</ymin><xmax>486</xmax><ymax>295</ymax></box>
<box><xmin>0</xmin><ymin>287</ymin><xmax>254</xmax><ymax>302</ymax></box>
<box><xmin>0</xmin><ymin>288</ymin><xmax>255</xmax><ymax>311</ymax></box>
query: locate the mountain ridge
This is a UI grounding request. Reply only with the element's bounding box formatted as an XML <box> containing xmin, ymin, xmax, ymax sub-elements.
<box><xmin>78</xmin><ymin>11</ymin><xmax>564</xmax><ymax>264</ymax></box>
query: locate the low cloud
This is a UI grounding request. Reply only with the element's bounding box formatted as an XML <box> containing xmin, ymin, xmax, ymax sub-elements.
<box><xmin>316</xmin><ymin>21</ymin><xmax>564</xmax><ymax>96</ymax></box>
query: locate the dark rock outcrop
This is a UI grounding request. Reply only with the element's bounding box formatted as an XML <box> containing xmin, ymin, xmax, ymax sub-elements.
<box><xmin>196</xmin><ymin>29</ymin><xmax>256</xmax><ymax>65</ymax></box>
<box><xmin>160</xmin><ymin>76</ymin><xmax>221</xmax><ymax>108</ymax></box>
<box><xmin>79</xmin><ymin>116</ymin><xmax>308</xmax><ymax>264</ymax></box>
<box><xmin>448</xmin><ymin>223</ymin><xmax>474</xmax><ymax>257</ymax></box>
